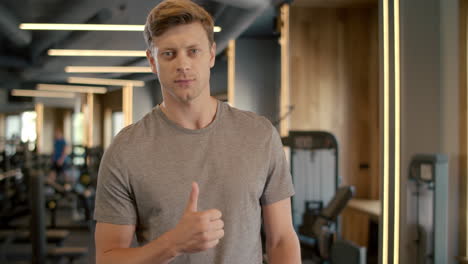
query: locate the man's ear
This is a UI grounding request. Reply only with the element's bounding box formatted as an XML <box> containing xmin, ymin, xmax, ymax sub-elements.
<box><xmin>209</xmin><ymin>42</ymin><xmax>216</xmax><ymax>68</ymax></box>
<box><xmin>146</xmin><ymin>49</ymin><xmax>158</xmax><ymax>75</ymax></box>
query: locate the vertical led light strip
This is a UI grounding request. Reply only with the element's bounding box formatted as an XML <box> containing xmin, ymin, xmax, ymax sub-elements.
<box><xmin>393</xmin><ymin>0</ymin><xmax>401</xmax><ymax>263</ymax></box>
<box><xmin>382</xmin><ymin>0</ymin><xmax>390</xmax><ymax>263</ymax></box>
<box><xmin>382</xmin><ymin>0</ymin><xmax>401</xmax><ymax>262</ymax></box>
<box><xmin>464</xmin><ymin>0</ymin><xmax>468</xmax><ymax>255</ymax></box>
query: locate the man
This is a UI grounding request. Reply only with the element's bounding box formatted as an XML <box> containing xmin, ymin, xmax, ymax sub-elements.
<box><xmin>94</xmin><ymin>0</ymin><xmax>301</xmax><ymax>263</ymax></box>
<box><xmin>48</xmin><ymin>128</ymin><xmax>68</xmax><ymax>183</ymax></box>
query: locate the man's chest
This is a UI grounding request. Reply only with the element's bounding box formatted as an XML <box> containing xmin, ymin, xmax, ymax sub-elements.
<box><xmin>127</xmin><ymin>140</ymin><xmax>269</xmax><ymax>234</ymax></box>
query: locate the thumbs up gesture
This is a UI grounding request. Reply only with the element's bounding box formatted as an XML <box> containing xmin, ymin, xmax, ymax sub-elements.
<box><xmin>170</xmin><ymin>182</ymin><xmax>224</xmax><ymax>254</ymax></box>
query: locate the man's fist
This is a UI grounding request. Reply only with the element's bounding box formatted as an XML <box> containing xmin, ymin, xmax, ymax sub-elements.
<box><xmin>169</xmin><ymin>182</ymin><xmax>224</xmax><ymax>254</ymax></box>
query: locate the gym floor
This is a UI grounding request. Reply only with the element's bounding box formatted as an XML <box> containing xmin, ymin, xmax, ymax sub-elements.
<box><xmin>3</xmin><ymin>199</ymin><xmax>96</xmax><ymax>264</ymax></box>
<box><xmin>2</xmin><ymin>185</ymin><xmax>319</xmax><ymax>264</ymax></box>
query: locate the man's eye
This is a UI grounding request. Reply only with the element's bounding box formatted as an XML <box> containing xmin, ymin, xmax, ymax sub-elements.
<box><xmin>162</xmin><ymin>51</ymin><xmax>174</xmax><ymax>57</ymax></box>
<box><xmin>190</xmin><ymin>49</ymin><xmax>200</xmax><ymax>54</ymax></box>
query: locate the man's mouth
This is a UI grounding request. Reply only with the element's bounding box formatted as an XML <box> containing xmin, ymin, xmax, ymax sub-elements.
<box><xmin>174</xmin><ymin>79</ymin><xmax>195</xmax><ymax>84</ymax></box>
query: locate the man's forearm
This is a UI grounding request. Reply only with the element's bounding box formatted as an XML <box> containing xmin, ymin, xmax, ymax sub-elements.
<box><xmin>98</xmin><ymin>230</ymin><xmax>180</xmax><ymax>264</ymax></box>
<box><xmin>266</xmin><ymin>233</ymin><xmax>301</xmax><ymax>264</ymax></box>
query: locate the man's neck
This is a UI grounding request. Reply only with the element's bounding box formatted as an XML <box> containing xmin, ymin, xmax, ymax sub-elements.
<box><xmin>160</xmin><ymin>96</ymin><xmax>218</xmax><ymax>130</ymax></box>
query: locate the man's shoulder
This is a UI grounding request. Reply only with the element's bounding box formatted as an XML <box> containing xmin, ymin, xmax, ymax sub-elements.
<box><xmin>222</xmin><ymin>102</ymin><xmax>273</xmax><ymax>132</ymax></box>
<box><xmin>108</xmin><ymin>108</ymin><xmax>159</xmax><ymax>149</ymax></box>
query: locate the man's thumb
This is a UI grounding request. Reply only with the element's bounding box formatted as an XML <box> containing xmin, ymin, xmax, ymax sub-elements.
<box><xmin>185</xmin><ymin>182</ymin><xmax>199</xmax><ymax>212</ymax></box>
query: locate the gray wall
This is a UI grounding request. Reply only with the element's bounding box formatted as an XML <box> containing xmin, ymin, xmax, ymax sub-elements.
<box><xmin>132</xmin><ymin>83</ymin><xmax>156</xmax><ymax>123</ymax></box>
<box><xmin>35</xmin><ymin>97</ymin><xmax>75</xmax><ymax>108</ymax></box>
<box><xmin>400</xmin><ymin>0</ymin><xmax>459</xmax><ymax>262</ymax></box>
<box><xmin>234</xmin><ymin>38</ymin><xmax>281</xmax><ymax>123</ymax></box>
<box><xmin>0</xmin><ymin>84</ymin><xmax>34</xmax><ymax>113</ymax></box>
<box><xmin>211</xmin><ymin>55</ymin><xmax>228</xmax><ymax>96</ymax></box>
<box><xmin>440</xmin><ymin>0</ymin><xmax>459</xmax><ymax>261</ymax></box>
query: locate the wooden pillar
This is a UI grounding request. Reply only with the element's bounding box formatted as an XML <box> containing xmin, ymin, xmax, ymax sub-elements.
<box><xmin>35</xmin><ymin>103</ymin><xmax>44</xmax><ymax>153</ymax></box>
<box><xmin>103</xmin><ymin>107</ymin><xmax>112</xmax><ymax>149</ymax></box>
<box><xmin>0</xmin><ymin>113</ymin><xmax>5</xmax><ymax>152</ymax></box>
<box><xmin>0</xmin><ymin>113</ymin><xmax>5</xmax><ymax>138</ymax></box>
<box><xmin>279</xmin><ymin>3</ymin><xmax>291</xmax><ymax>137</ymax></box>
<box><xmin>123</xmin><ymin>84</ymin><xmax>133</xmax><ymax>126</ymax></box>
<box><xmin>227</xmin><ymin>40</ymin><xmax>236</xmax><ymax>106</ymax></box>
<box><xmin>86</xmin><ymin>93</ymin><xmax>94</xmax><ymax>147</ymax></box>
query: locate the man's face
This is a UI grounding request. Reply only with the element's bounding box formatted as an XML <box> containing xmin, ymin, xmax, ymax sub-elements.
<box><xmin>54</xmin><ymin>130</ymin><xmax>62</xmax><ymax>139</ymax></box>
<box><xmin>146</xmin><ymin>22</ymin><xmax>216</xmax><ymax>104</ymax></box>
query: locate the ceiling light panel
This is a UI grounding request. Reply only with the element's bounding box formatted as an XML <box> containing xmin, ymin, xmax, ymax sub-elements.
<box><xmin>64</xmin><ymin>66</ymin><xmax>152</xmax><ymax>73</ymax></box>
<box><xmin>67</xmin><ymin>77</ymin><xmax>145</xmax><ymax>87</ymax></box>
<box><xmin>20</xmin><ymin>24</ymin><xmax>144</xmax><ymax>31</ymax></box>
<box><xmin>12</xmin><ymin>89</ymin><xmax>76</xmax><ymax>98</ymax></box>
<box><xmin>48</xmin><ymin>49</ymin><xmax>146</xmax><ymax>57</ymax></box>
<box><xmin>20</xmin><ymin>23</ymin><xmax>222</xmax><ymax>32</ymax></box>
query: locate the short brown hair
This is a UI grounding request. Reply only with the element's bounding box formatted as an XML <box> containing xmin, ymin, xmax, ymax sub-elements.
<box><xmin>143</xmin><ymin>0</ymin><xmax>214</xmax><ymax>49</ymax></box>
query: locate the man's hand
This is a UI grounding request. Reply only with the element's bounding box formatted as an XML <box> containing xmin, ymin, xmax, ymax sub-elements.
<box><xmin>168</xmin><ymin>182</ymin><xmax>224</xmax><ymax>254</ymax></box>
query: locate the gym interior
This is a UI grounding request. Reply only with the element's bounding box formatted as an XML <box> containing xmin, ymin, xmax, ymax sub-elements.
<box><xmin>0</xmin><ymin>0</ymin><xmax>464</xmax><ymax>263</ymax></box>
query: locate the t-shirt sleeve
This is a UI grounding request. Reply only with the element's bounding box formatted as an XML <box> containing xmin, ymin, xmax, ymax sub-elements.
<box><xmin>93</xmin><ymin>145</ymin><xmax>137</xmax><ymax>225</ymax></box>
<box><xmin>260</xmin><ymin>126</ymin><xmax>295</xmax><ymax>206</ymax></box>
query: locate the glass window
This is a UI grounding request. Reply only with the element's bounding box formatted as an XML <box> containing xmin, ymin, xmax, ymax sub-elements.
<box><xmin>112</xmin><ymin>111</ymin><xmax>124</xmax><ymax>138</ymax></box>
<box><xmin>72</xmin><ymin>112</ymin><xmax>84</xmax><ymax>145</ymax></box>
<box><xmin>21</xmin><ymin>111</ymin><xmax>37</xmax><ymax>143</ymax></box>
<box><xmin>5</xmin><ymin>115</ymin><xmax>21</xmax><ymax>140</ymax></box>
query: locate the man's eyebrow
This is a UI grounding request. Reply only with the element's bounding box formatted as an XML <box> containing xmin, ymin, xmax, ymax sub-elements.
<box><xmin>157</xmin><ymin>44</ymin><xmax>200</xmax><ymax>51</ymax></box>
<box><xmin>186</xmin><ymin>44</ymin><xmax>201</xmax><ymax>49</ymax></box>
<box><xmin>158</xmin><ymin>47</ymin><xmax>176</xmax><ymax>51</ymax></box>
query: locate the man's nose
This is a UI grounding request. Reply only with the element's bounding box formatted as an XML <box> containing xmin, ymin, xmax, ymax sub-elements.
<box><xmin>175</xmin><ymin>54</ymin><xmax>190</xmax><ymax>72</ymax></box>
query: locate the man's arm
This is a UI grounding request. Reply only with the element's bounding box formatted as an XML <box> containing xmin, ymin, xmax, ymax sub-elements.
<box><xmin>95</xmin><ymin>223</ymin><xmax>179</xmax><ymax>264</ymax></box>
<box><xmin>95</xmin><ymin>182</ymin><xmax>224</xmax><ymax>264</ymax></box>
<box><xmin>262</xmin><ymin>198</ymin><xmax>301</xmax><ymax>264</ymax></box>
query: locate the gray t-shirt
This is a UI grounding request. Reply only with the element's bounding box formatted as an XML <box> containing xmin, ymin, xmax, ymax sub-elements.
<box><xmin>94</xmin><ymin>100</ymin><xmax>295</xmax><ymax>264</ymax></box>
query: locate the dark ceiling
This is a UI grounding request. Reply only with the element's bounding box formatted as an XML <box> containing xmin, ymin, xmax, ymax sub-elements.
<box><xmin>0</xmin><ymin>0</ymin><xmax>283</xmax><ymax>92</ymax></box>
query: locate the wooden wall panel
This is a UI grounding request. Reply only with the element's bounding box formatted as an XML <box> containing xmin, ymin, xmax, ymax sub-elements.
<box><xmin>0</xmin><ymin>113</ymin><xmax>5</xmax><ymax>140</ymax></box>
<box><xmin>53</xmin><ymin>108</ymin><xmax>68</xmax><ymax>133</ymax></box>
<box><xmin>368</xmin><ymin>8</ymin><xmax>380</xmax><ymax>202</ymax></box>
<box><xmin>42</xmin><ymin>106</ymin><xmax>55</xmax><ymax>154</ymax></box>
<box><xmin>290</xmin><ymin>6</ymin><xmax>379</xmax><ymax>199</ymax></box>
<box><xmin>294</xmin><ymin>0</ymin><xmax>376</xmax><ymax>7</ymax></box>
<box><xmin>93</xmin><ymin>94</ymin><xmax>102</xmax><ymax>147</ymax></box>
<box><xmin>99</xmin><ymin>89</ymin><xmax>122</xmax><ymax>112</ymax></box>
<box><xmin>341</xmin><ymin>207</ymin><xmax>370</xmax><ymax>247</ymax></box>
<box><xmin>99</xmin><ymin>89</ymin><xmax>122</xmax><ymax>148</ymax></box>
